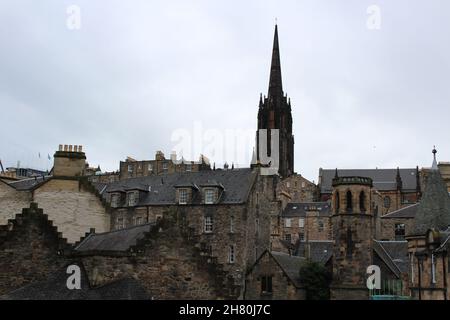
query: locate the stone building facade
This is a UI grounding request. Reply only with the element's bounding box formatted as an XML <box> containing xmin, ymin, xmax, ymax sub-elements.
<box><xmin>119</xmin><ymin>151</ymin><xmax>211</xmax><ymax>180</ymax></box>
<box><xmin>244</xmin><ymin>250</ymin><xmax>306</xmax><ymax>300</ymax></box>
<box><xmin>98</xmin><ymin>166</ymin><xmax>280</xmax><ymax>296</ymax></box>
<box><xmin>318</xmin><ymin>168</ymin><xmax>422</xmax><ymax>216</ymax></box>
<box><xmin>406</xmin><ymin>150</ymin><xmax>450</xmax><ymax>300</ymax></box>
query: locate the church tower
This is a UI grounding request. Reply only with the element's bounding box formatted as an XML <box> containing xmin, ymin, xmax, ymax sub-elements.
<box><xmin>330</xmin><ymin>174</ymin><xmax>374</xmax><ymax>299</ymax></box>
<box><xmin>256</xmin><ymin>25</ymin><xmax>294</xmax><ymax>178</ymax></box>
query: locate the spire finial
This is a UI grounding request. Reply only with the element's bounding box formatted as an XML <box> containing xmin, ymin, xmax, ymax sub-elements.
<box><xmin>334</xmin><ymin>168</ymin><xmax>339</xmax><ymax>179</ymax></box>
<box><xmin>432</xmin><ymin>146</ymin><xmax>438</xmax><ymax>170</ymax></box>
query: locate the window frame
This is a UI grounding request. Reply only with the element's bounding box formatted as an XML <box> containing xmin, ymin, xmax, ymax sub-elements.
<box><xmin>178</xmin><ymin>188</ymin><xmax>188</xmax><ymax>205</ymax></box>
<box><xmin>204</xmin><ymin>215</ymin><xmax>213</xmax><ymax>233</ymax></box>
<box><xmin>261</xmin><ymin>276</ymin><xmax>273</xmax><ymax>294</ymax></box>
<box><xmin>204</xmin><ymin>188</ymin><xmax>216</xmax><ymax>204</ymax></box>
<box><xmin>228</xmin><ymin>245</ymin><xmax>236</xmax><ymax>264</ymax></box>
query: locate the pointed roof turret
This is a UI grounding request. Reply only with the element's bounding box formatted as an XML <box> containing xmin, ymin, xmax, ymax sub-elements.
<box><xmin>268</xmin><ymin>25</ymin><xmax>283</xmax><ymax>98</ymax></box>
<box><xmin>411</xmin><ymin>147</ymin><xmax>450</xmax><ymax>235</ymax></box>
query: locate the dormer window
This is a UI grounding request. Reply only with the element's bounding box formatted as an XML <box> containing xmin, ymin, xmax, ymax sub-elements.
<box><xmin>127</xmin><ymin>191</ymin><xmax>138</xmax><ymax>206</ymax></box>
<box><xmin>186</xmin><ymin>164</ymin><xmax>192</xmax><ymax>172</ymax></box>
<box><xmin>204</xmin><ymin>188</ymin><xmax>216</xmax><ymax>204</ymax></box>
<box><xmin>179</xmin><ymin>188</ymin><xmax>188</xmax><ymax>204</ymax></box>
<box><xmin>110</xmin><ymin>193</ymin><xmax>121</xmax><ymax>208</ymax></box>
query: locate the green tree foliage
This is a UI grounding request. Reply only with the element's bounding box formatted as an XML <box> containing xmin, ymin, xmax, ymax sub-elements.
<box><xmin>299</xmin><ymin>261</ymin><xmax>331</xmax><ymax>300</ymax></box>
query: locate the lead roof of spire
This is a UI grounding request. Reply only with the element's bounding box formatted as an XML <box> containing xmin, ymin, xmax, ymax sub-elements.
<box><xmin>432</xmin><ymin>146</ymin><xmax>438</xmax><ymax>170</ymax></box>
<box><xmin>268</xmin><ymin>24</ymin><xmax>283</xmax><ymax>97</ymax></box>
<box><xmin>411</xmin><ymin>147</ymin><xmax>450</xmax><ymax>235</ymax></box>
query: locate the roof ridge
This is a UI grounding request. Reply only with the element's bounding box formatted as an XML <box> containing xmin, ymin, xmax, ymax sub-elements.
<box><xmin>382</xmin><ymin>203</ymin><xmax>418</xmax><ymax>218</ymax></box>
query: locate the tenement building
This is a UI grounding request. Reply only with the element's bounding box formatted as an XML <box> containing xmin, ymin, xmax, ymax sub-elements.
<box><xmin>119</xmin><ymin>151</ymin><xmax>211</xmax><ymax>180</ymax></box>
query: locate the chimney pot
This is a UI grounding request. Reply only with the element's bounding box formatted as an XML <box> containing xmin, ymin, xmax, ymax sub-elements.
<box><xmin>74</xmin><ymin>145</ymin><xmax>78</xmax><ymax>152</ymax></box>
<box><xmin>69</xmin><ymin>145</ymin><xmax>73</xmax><ymax>152</ymax></box>
<box><xmin>79</xmin><ymin>145</ymin><xmax>83</xmax><ymax>152</ymax></box>
<box><xmin>59</xmin><ymin>144</ymin><xmax>63</xmax><ymax>151</ymax></box>
<box><xmin>64</xmin><ymin>145</ymin><xmax>68</xmax><ymax>151</ymax></box>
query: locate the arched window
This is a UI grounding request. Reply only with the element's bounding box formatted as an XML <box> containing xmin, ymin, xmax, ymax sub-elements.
<box><xmin>346</xmin><ymin>191</ymin><xmax>353</xmax><ymax>213</ymax></box>
<box><xmin>359</xmin><ymin>191</ymin><xmax>366</xmax><ymax>212</ymax></box>
<box><xmin>335</xmin><ymin>191</ymin><xmax>340</xmax><ymax>214</ymax></box>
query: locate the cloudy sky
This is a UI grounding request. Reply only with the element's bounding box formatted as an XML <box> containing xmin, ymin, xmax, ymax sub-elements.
<box><xmin>0</xmin><ymin>0</ymin><xmax>449</xmax><ymax>182</ymax></box>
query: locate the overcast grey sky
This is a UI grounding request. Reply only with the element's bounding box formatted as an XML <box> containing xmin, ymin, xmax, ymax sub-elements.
<box><xmin>0</xmin><ymin>0</ymin><xmax>449</xmax><ymax>182</ymax></box>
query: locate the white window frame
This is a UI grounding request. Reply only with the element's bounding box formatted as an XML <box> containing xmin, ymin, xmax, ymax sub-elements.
<box><xmin>204</xmin><ymin>188</ymin><xmax>216</xmax><ymax>204</ymax></box>
<box><xmin>204</xmin><ymin>216</ymin><xmax>213</xmax><ymax>233</ymax></box>
<box><xmin>285</xmin><ymin>218</ymin><xmax>292</xmax><ymax>228</ymax></box>
<box><xmin>162</xmin><ymin>162</ymin><xmax>168</xmax><ymax>171</ymax></box>
<box><xmin>299</xmin><ymin>218</ymin><xmax>305</xmax><ymax>228</ymax></box>
<box><xmin>148</xmin><ymin>163</ymin><xmax>153</xmax><ymax>172</ymax></box>
<box><xmin>230</xmin><ymin>216</ymin><xmax>234</xmax><ymax>233</ymax></box>
<box><xmin>127</xmin><ymin>192</ymin><xmax>137</xmax><ymax>207</ymax></box>
<box><xmin>179</xmin><ymin>188</ymin><xmax>188</xmax><ymax>205</ymax></box>
<box><xmin>127</xmin><ymin>164</ymin><xmax>133</xmax><ymax>173</ymax></box>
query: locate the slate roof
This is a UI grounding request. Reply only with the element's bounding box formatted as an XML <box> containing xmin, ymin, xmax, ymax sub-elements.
<box><xmin>104</xmin><ymin>168</ymin><xmax>257</xmax><ymax>205</ymax></box>
<box><xmin>282</xmin><ymin>202</ymin><xmax>331</xmax><ymax>217</ymax></box>
<box><xmin>373</xmin><ymin>240</ymin><xmax>409</xmax><ymax>277</ymax></box>
<box><xmin>270</xmin><ymin>251</ymin><xmax>306</xmax><ymax>288</ymax></box>
<box><xmin>381</xmin><ymin>204</ymin><xmax>418</xmax><ymax>219</ymax></box>
<box><xmin>294</xmin><ymin>241</ymin><xmax>334</xmax><ymax>264</ymax></box>
<box><xmin>75</xmin><ymin>223</ymin><xmax>154</xmax><ymax>252</ymax></box>
<box><xmin>0</xmin><ymin>264</ymin><xmax>150</xmax><ymax>300</ymax></box>
<box><xmin>412</xmin><ymin>166</ymin><xmax>450</xmax><ymax>235</ymax></box>
<box><xmin>319</xmin><ymin>168</ymin><xmax>418</xmax><ymax>193</ymax></box>
<box><xmin>6</xmin><ymin>176</ymin><xmax>51</xmax><ymax>191</ymax></box>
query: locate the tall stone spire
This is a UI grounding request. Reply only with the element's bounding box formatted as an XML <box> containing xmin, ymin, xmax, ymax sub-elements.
<box><xmin>268</xmin><ymin>25</ymin><xmax>283</xmax><ymax>98</ymax></box>
<box><xmin>255</xmin><ymin>25</ymin><xmax>294</xmax><ymax>178</ymax></box>
<box><xmin>411</xmin><ymin>147</ymin><xmax>450</xmax><ymax>235</ymax></box>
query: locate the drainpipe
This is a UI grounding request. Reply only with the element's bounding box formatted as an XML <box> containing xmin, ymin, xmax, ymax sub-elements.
<box><xmin>418</xmin><ymin>258</ymin><xmax>422</xmax><ymax>300</ymax></box>
<box><xmin>443</xmin><ymin>254</ymin><xmax>448</xmax><ymax>301</ymax></box>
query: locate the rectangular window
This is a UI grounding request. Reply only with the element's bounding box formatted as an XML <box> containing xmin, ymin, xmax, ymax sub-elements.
<box><xmin>185</xmin><ymin>164</ymin><xmax>192</xmax><ymax>172</ymax></box>
<box><xmin>204</xmin><ymin>216</ymin><xmax>213</xmax><ymax>233</ymax></box>
<box><xmin>162</xmin><ymin>162</ymin><xmax>168</xmax><ymax>171</ymax></box>
<box><xmin>116</xmin><ymin>217</ymin><xmax>124</xmax><ymax>230</ymax></box>
<box><xmin>205</xmin><ymin>189</ymin><xmax>216</xmax><ymax>204</ymax></box>
<box><xmin>228</xmin><ymin>245</ymin><xmax>235</xmax><ymax>264</ymax></box>
<box><xmin>261</xmin><ymin>276</ymin><xmax>273</xmax><ymax>294</ymax></box>
<box><xmin>299</xmin><ymin>218</ymin><xmax>305</xmax><ymax>228</ymax></box>
<box><xmin>285</xmin><ymin>218</ymin><xmax>292</xmax><ymax>228</ymax></box>
<box><xmin>431</xmin><ymin>254</ymin><xmax>437</xmax><ymax>284</ymax></box>
<box><xmin>127</xmin><ymin>164</ymin><xmax>133</xmax><ymax>173</ymax></box>
<box><xmin>318</xmin><ymin>219</ymin><xmax>324</xmax><ymax>232</ymax></box>
<box><xmin>299</xmin><ymin>233</ymin><xmax>305</xmax><ymax>241</ymax></box>
<box><xmin>128</xmin><ymin>192</ymin><xmax>137</xmax><ymax>206</ymax></box>
<box><xmin>230</xmin><ymin>216</ymin><xmax>234</xmax><ymax>233</ymax></box>
<box><xmin>148</xmin><ymin>163</ymin><xmax>153</xmax><ymax>172</ymax></box>
<box><xmin>284</xmin><ymin>234</ymin><xmax>292</xmax><ymax>242</ymax></box>
<box><xmin>395</xmin><ymin>223</ymin><xmax>406</xmax><ymax>241</ymax></box>
<box><xmin>134</xmin><ymin>216</ymin><xmax>142</xmax><ymax>226</ymax></box>
<box><xmin>111</xmin><ymin>193</ymin><xmax>120</xmax><ymax>208</ymax></box>
<box><xmin>179</xmin><ymin>189</ymin><xmax>188</xmax><ymax>204</ymax></box>
<box><xmin>255</xmin><ymin>218</ymin><xmax>259</xmax><ymax>235</ymax></box>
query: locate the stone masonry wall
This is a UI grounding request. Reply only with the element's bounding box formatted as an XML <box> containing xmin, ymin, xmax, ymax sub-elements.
<box><xmin>0</xmin><ymin>204</ymin><xmax>70</xmax><ymax>296</ymax></box>
<box><xmin>0</xmin><ymin>181</ymin><xmax>31</xmax><ymax>226</ymax></box>
<box><xmin>33</xmin><ymin>179</ymin><xmax>110</xmax><ymax>243</ymax></box>
<box><xmin>245</xmin><ymin>252</ymin><xmax>305</xmax><ymax>300</ymax></box>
